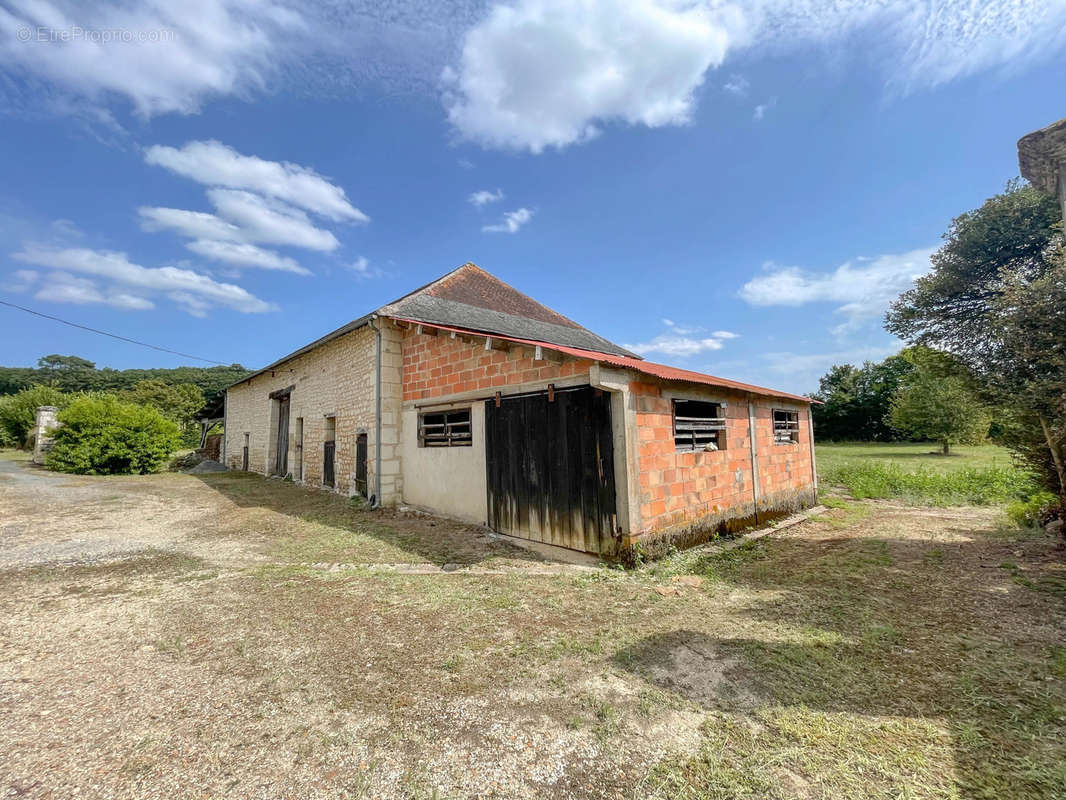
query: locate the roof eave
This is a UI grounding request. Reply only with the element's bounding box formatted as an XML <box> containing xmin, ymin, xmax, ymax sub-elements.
<box><xmin>224</xmin><ymin>313</ymin><xmax>375</xmax><ymax>391</ymax></box>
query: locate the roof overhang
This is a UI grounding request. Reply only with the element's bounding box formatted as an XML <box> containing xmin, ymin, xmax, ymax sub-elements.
<box><xmin>224</xmin><ymin>313</ymin><xmax>375</xmax><ymax>390</ymax></box>
<box><xmin>390</xmin><ymin>317</ymin><xmax>817</xmax><ymax>405</ymax></box>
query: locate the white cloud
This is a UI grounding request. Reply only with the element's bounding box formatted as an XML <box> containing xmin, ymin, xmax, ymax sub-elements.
<box><xmin>185</xmin><ymin>239</ymin><xmax>309</xmax><ymax>275</ymax></box>
<box><xmin>32</xmin><ymin>271</ymin><xmax>155</xmax><ymax>310</ymax></box>
<box><xmin>167</xmin><ymin>291</ymin><xmax>212</xmax><ymax>318</ymax></box>
<box><xmin>739</xmin><ymin>246</ymin><xmax>935</xmax><ymax>335</ymax></box>
<box><xmin>723</xmin><ymin>74</ymin><xmax>749</xmax><ymax>95</ymax></box>
<box><xmin>348</xmin><ymin>256</ymin><xmax>384</xmax><ymax>279</ymax></box>
<box><xmin>139</xmin><ymin>207</ymin><xmax>244</xmax><ymax>242</ymax></box>
<box><xmin>444</xmin><ymin>0</ymin><xmax>1066</xmax><ymax>152</ymax></box>
<box><xmin>482</xmin><ymin>207</ymin><xmax>533</xmax><ymax>234</ymax></box>
<box><xmin>624</xmin><ymin>323</ymin><xmax>739</xmax><ymax>358</ymax></box>
<box><xmin>142</xmin><ymin>191</ymin><xmax>340</xmax><ymax>252</ymax></box>
<box><xmin>144</xmin><ymin>141</ymin><xmax>368</xmax><ymax>222</ymax></box>
<box><xmin>206</xmin><ymin>189</ymin><xmax>339</xmax><ymax>251</ymax></box>
<box><xmin>3</xmin><ymin>269</ymin><xmax>40</xmax><ymax>292</ymax></box>
<box><xmin>755</xmin><ymin>0</ymin><xmax>1066</xmax><ymax>92</ymax></box>
<box><xmin>752</xmin><ymin>97</ymin><xmax>775</xmax><ymax>120</ymax></box>
<box><xmin>0</xmin><ymin>0</ymin><xmax>305</xmax><ymax>117</ymax></box>
<box><xmin>443</xmin><ymin>0</ymin><xmax>746</xmax><ymax>153</ymax></box>
<box><xmin>14</xmin><ymin>245</ymin><xmax>275</xmax><ymax>314</ymax></box>
<box><xmin>468</xmin><ymin>188</ymin><xmax>504</xmax><ymax>207</ymax></box>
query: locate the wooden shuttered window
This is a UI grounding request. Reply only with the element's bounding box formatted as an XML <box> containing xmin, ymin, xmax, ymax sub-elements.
<box><xmin>773</xmin><ymin>409</ymin><xmax>800</xmax><ymax>444</ymax></box>
<box><xmin>673</xmin><ymin>400</ymin><xmax>726</xmax><ymax>452</ymax></box>
<box><xmin>418</xmin><ymin>409</ymin><xmax>472</xmax><ymax>447</ymax></box>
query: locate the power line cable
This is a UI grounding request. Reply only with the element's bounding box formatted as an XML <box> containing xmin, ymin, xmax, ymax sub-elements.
<box><xmin>0</xmin><ymin>298</ymin><xmax>229</xmax><ymax>365</ymax></box>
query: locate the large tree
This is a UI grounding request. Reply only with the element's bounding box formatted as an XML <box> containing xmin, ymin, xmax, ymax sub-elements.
<box><xmin>889</xmin><ymin>351</ymin><xmax>990</xmax><ymax>454</ymax></box>
<box><xmin>886</xmin><ymin>181</ymin><xmax>1066</xmax><ymax>502</ymax></box>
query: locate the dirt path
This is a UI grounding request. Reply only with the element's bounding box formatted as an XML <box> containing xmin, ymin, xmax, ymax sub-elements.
<box><xmin>1</xmin><ymin>460</ymin><xmax>1063</xmax><ymax>799</ymax></box>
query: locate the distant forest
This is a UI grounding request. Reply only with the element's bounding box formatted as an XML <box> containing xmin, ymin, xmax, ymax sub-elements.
<box><xmin>0</xmin><ymin>354</ymin><xmax>251</xmax><ymax>412</ymax></box>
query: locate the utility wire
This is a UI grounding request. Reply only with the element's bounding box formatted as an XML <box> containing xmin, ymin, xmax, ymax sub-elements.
<box><xmin>0</xmin><ymin>299</ymin><xmax>229</xmax><ymax>366</ymax></box>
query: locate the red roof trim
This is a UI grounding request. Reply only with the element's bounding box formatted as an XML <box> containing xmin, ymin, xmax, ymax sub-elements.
<box><xmin>389</xmin><ymin>317</ymin><xmax>816</xmax><ymax>404</ymax></box>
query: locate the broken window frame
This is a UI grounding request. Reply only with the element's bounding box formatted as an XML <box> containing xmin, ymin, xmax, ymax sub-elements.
<box><xmin>672</xmin><ymin>399</ymin><xmax>726</xmax><ymax>452</ymax></box>
<box><xmin>418</xmin><ymin>408</ymin><xmax>472</xmax><ymax>448</ymax></box>
<box><xmin>773</xmin><ymin>408</ymin><xmax>800</xmax><ymax>444</ymax></box>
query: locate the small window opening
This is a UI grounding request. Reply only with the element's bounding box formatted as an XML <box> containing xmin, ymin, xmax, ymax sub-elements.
<box><xmin>419</xmin><ymin>408</ymin><xmax>472</xmax><ymax>447</ymax></box>
<box><xmin>673</xmin><ymin>400</ymin><xmax>726</xmax><ymax>452</ymax></box>
<box><xmin>773</xmin><ymin>409</ymin><xmax>800</xmax><ymax>444</ymax></box>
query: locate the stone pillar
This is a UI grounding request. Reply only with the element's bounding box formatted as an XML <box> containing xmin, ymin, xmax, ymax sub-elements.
<box><xmin>32</xmin><ymin>406</ymin><xmax>59</xmax><ymax>465</ymax></box>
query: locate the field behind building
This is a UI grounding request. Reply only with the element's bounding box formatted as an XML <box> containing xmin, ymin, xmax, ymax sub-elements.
<box><xmin>815</xmin><ymin>442</ymin><xmax>1038</xmax><ymax>507</ymax></box>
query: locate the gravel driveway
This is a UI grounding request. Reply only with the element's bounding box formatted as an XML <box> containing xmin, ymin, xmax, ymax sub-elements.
<box><xmin>2</xmin><ymin>455</ymin><xmax>1063</xmax><ymax>800</ymax></box>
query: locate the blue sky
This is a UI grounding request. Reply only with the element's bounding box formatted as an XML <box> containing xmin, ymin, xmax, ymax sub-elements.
<box><xmin>1</xmin><ymin>1</ymin><xmax>1064</xmax><ymax>393</ymax></box>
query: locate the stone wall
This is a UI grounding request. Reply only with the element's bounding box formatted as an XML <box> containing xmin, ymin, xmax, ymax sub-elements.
<box><xmin>224</xmin><ymin>323</ymin><xmax>403</xmax><ymax>503</ymax></box>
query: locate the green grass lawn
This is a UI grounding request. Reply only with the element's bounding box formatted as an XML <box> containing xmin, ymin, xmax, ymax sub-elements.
<box><xmin>815</xmin><ymin>442</ymin><xmax>1036</xmax><ymax>506</ymax></box>
<box><xmin>816</xmin><ymin>442</ymin><xmax>1014</xmax><ymax>474</ymax></box>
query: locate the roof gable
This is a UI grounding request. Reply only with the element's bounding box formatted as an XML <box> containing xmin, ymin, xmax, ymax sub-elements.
<box><xmin>379</xmin><ymin>263</ymin><xmax>637</xmax><ymax>358</ymax></box>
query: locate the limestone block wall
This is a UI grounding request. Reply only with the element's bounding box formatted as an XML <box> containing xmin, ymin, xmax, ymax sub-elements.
<box><xmin>224</xmin><ymin>323</ymin><xmax>403</xmax><ymax>504</ymax></box>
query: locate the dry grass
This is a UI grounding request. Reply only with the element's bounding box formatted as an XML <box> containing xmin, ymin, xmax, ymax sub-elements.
<box><xmin>1</xmin><ymin>464</ymin><xmax>1064</xmax><ymax>799</ymax></box>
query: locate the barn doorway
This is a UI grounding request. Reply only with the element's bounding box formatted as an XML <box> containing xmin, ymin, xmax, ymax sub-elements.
<box><xmin>323</xmin><ymin>416</ymin><xmax>336</xmax><ymax>488</ymax></box>
<box><xmin>355</xmin><ymin>432</ymin><xmax>368</xmax><ymax>499</ymax></box>
<box><xmin>273</xmin><ymin>394</ymin><xmax>290</xmax><ymax>476</ymax></box>
<box><xmin>484</xmin><ymin>385</ymin><xmax>616</xmax><ymax>554</ymax></box>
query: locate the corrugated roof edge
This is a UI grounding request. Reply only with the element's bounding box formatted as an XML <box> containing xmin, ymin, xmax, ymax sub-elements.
<box><xmin>391</xmin><ymin>317</ymin><xmax>819</xmax><ymax>404</ymax></box>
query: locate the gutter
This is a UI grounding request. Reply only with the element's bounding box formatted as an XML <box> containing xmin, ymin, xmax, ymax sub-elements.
<box><xmin>368</xmin><ymin>314</ymin><xmax>383</xmax><ymax>508</ymax></box>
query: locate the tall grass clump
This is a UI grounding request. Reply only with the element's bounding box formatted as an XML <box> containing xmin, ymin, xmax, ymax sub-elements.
<box><xmin>821</xmin><ymin>461</ymin><xmax>1038</xmax><ymax>506</ymax></box>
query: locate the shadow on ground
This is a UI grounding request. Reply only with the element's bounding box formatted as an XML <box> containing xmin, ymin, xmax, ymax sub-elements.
<box><xmin>189</xmin><ymin>470</ymin><xmax>543</xmax><ymax>567</ymax></box>
<box><xmin>615</xmin><ymin>524</ymin><xmax>1066</xmax><ymax>799</ymax></box>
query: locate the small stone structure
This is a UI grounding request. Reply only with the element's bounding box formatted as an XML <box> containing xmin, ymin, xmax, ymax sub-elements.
<box><xmin>1018</xmin><ymin>117</ymin><xmax>1066</xmax><ymax>220</ymax></box>
<box><xmin>32</xmin><ymin>405</ymin><xmax>59</xmax><ymax>465</ymax></box>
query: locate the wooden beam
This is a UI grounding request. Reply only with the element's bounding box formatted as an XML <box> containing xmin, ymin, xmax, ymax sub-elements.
<box><xmin>535</xmin><ymin>346</ymin><xmax>564</xmax><ymax>363</ymax></box>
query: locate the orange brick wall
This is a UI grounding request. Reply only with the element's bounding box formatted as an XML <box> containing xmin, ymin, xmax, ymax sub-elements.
<box><xmin>402</xmin><ymin>329</ymin><xmax>593</xmax><ymax>401</ymax></box>
<box><xmin>632</xmin><ymin>379</ymin><xmax>814</xmax><ymax>535</ymax></box>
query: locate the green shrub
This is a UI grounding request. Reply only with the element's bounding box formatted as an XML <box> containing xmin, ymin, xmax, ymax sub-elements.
<box><xmin>0</xmin><ymin>385</ymin><xmax>67</xmax><ymax>448</ymax></box>
<box><xmin>821</xmin><ymin>461</ymin><xmax>1038</xmax><ymax>506</ymax></box>
<box><xmin>1006</xmin><ymin>491</ymin><xmax>1058</xmax><ymax>528</ymax></box>
<box><xmin>46</xmin><ymin>396</ymin><xmax>181</xmax><ymax>475</ymax></box>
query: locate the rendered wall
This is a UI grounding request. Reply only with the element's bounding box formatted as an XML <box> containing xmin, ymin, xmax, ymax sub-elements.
<box><xmin>400</xmin><ymin>402</ymin><xmax>488</xmax><ymax>523</ymax></box>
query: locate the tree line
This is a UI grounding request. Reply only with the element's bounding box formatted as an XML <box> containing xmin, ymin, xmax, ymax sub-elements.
<box><xmin>0</xmin><ymin>354</ymin><xmax>249</xmax><ymax>410</ymax></box>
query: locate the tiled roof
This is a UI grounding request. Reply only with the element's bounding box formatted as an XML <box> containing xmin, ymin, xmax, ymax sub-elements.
<box><xmin>390</xmin><ymin>318</ymin><xmax>816</xmax><ymax>404</ymax></box>
<box><xmin>378</xmin><ymin>263</ymin><xmax>637</xmax><ymax>357</ymax></box>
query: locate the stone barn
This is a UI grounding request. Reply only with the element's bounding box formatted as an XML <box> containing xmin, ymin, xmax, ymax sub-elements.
<box><xmin>223</xmin><ymin>264</ymin><xmax>817</xmax><ymax>557</ymax></box>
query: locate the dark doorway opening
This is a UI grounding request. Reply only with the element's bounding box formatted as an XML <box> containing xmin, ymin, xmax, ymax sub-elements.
<box><xmin>355</xmin><ymin>432</ymin><xmax>368</xmax><ymax>498</ymax></box>
<box><xmin>323</xmin><ymin>416</ymin><xmax>336</xmax><ymax>488</ymax></box>
<box><xmin>273</xmin><ymin>395</ymin><xmax>290</xmax><ymax>476</ymax></box>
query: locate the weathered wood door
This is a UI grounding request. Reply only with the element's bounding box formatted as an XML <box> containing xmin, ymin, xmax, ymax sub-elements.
<box><xmin>323</xmin><ymin>441</ymin><xmax>335</xmax><ymax>487</ymax></box>
<box><xmin>274</xmin><ymin>396</ymin><xmax>290</xmax><ymax>476</ymax></box>
<box><xmin>485</xmin><ymin>385</ymin><xmax>616</xmax><ymax>553</ymax></box>
<box><xmin>355</xmin><ymin>433</ymin><xmax>368</xmax><ymax>498</ymax></box>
